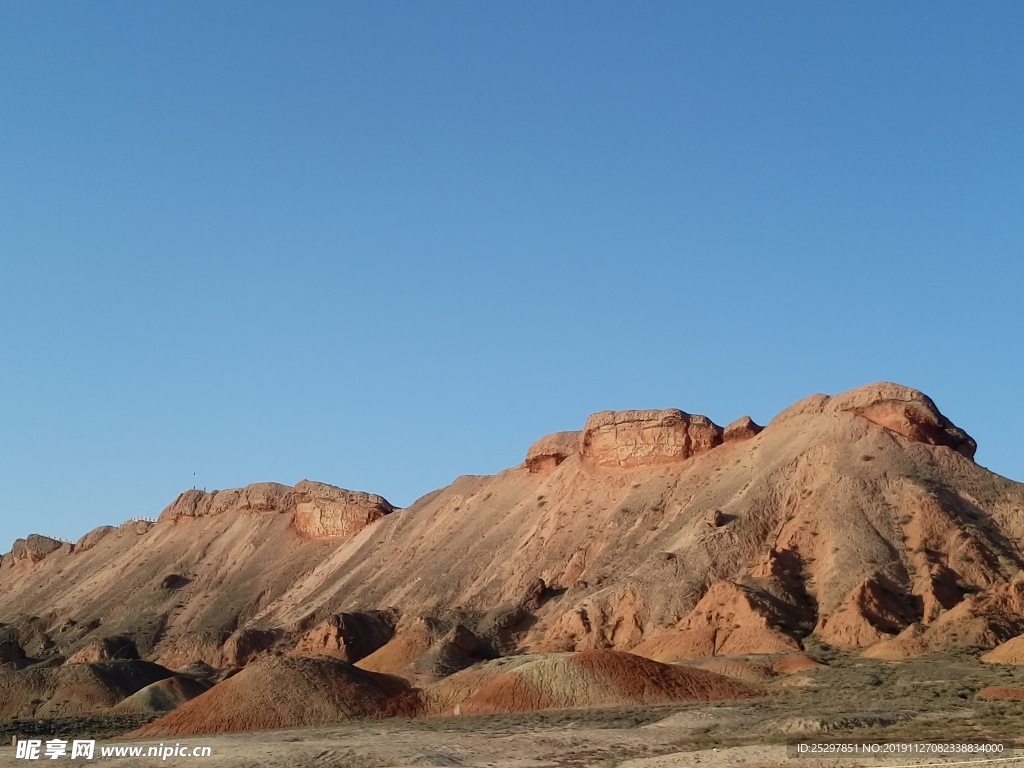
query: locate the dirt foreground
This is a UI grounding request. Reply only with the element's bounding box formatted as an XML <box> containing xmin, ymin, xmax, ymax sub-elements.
<box><xmin>2</xmin><ymin>655</ymin><xmax>1023</xmax><ymax>768</ymax></box>
<box><xmin>0</xmin><ymin>721</ymin><xmax>1015</xmax><ymax>768</ymax></box>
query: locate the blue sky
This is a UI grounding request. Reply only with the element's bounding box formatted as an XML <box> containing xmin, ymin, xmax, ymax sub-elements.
<box><xmin>1</xmin><ymin>2</ymin><xmax>1022</xmax><ymax>550</ymax></box>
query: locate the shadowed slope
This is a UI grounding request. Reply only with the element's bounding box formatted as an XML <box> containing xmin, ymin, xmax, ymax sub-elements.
<box><xmin>112</xmin><ymin>675</ymin><xmax>211</xmax><ymax>715</ymax></box>
<box><xmin>0</xmin><ymin>660</ymin><xmax>173</xmax><ymax>719</ymax></box>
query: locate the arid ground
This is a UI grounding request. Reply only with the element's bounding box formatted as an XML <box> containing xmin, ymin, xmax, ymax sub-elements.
<box><xmin>3</xmin><ymin>652</ymin><xmax>1024</xmax><ymax>767</ymax></box>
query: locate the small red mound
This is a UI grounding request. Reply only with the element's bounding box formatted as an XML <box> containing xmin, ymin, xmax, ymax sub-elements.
<box><xmin>133</xmin><ymin>655</ymin><xmax>419</xmax><ymax>737</ymax></box>
<box><xmin>457</xmin><ymin>650</ymin><xmax>758</xmax><ymax>715</ymax></box>
<box><xmin>978</xmin><ymin>686</ymin><xmax>1024</xmax><ymax>701</ymax></box>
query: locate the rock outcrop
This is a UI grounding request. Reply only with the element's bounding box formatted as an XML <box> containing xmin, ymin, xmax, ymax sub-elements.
<box><xmin>831</xmin><ymin>383</ymin><xmax>977</xmax><ymax>459</ymax></box>
<box><xmin>291</xmin><ymin>481</ymin><xmax>394</xmax><ymax>538</ymax></box>
<box><xmin>529</xmin><ymin>411</ymin><xmax>759</xmax><ymax>472</ymax></box>
<box><xmin>120</xmin><ymin>519</ymin><xmax>154</xmax><ymax>536</ymax></box>
<box><xmin>525</xmin><ymin>431</ymin><xmax>580</xmax><ymax>473</ymax></box>
<box><xmin>773</xmin><ymin>382</ymin><xmax>976</xmax><ymax>460</ymax></box>
<box><xmin>10</xmin><ymin>535</ymin><xmax>64</xmax><ymax>564</ymax></box>
<box><xmin>581</xmin><ymin>409</ymin><xmax>723</xmax><ymax>469</ymax></box>
<box><xmin>157</xmin><ymin>480</ymin><xmax>394</xmax><ymax>539</ymax></box>
<box><xmin>723</xmin><ymin>416</ymin><xmax>763</xmax><ymax>442</ymax></box>
<box><xmin>159</xmin><ymin>483</ymin><xmax>295</xmax><ymax>522</ymax></box>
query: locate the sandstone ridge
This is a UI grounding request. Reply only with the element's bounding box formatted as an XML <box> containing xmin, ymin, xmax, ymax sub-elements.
<box><xmin>291</xmin><ymin>481</ymin><xmax>395</xmax><ymax>538</ymax></box>
<box><xmin>774</xmin><ymin>382</ymin><xmax>976</xmax><ymax>459</ymax></box>
<box><xmin>156</xmin><ymin>480</ymin><xmax>394</xmax><ymax>538</ymax></box>
<box><xmin>527</xmin><ymin>412</ymin><xmax>764</xmax><ymax>473</ymax></box>
<box><xmin>3</xmin><ymin>481</ymin><xmax>393</xmax><ymax>570</ymax></box>
<box><xmin>526</xmin><ymin>381</ymin><xmax>965</xmax><ymax>473</ymax></box>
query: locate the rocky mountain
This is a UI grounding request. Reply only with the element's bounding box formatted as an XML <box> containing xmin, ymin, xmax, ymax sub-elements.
<box><xmin>3</xmin><ymin>382</ymin><xmax>1024</xmax><ymax>688</ymax></box>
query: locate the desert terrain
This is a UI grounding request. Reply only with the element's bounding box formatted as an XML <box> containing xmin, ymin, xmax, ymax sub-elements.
<box><xmin>3</xmin><ymin>651</ymin><xmax>1024</xmax><ymax>767</ymax></box>
<box><xmin>3</xmin><ymin>382</ymin><xmax>1024</xmax><ymax>766</ymax></box>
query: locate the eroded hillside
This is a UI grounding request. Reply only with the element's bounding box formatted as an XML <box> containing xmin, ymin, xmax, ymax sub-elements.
<box><xmin>3</xmin><ymin>383</ymin><xmax>1024</xmax><ymax>684</ymax></box>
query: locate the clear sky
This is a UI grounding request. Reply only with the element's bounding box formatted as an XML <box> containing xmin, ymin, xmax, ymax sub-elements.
<box><xmin>1</xmin><ymin>2</ymin><xmax>1022</xmax><ymax>551</ymax></box>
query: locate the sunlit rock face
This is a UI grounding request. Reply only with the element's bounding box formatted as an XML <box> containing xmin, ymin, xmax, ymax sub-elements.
<box><xmin>581</xmin><ymin>409</ymin><xmax>723</xmax><ymax>469</ymax></box>
<box><xmin>291</xmin><ymin>480</ymin><xmax>395</xmax><ymax>538</ymax></box>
